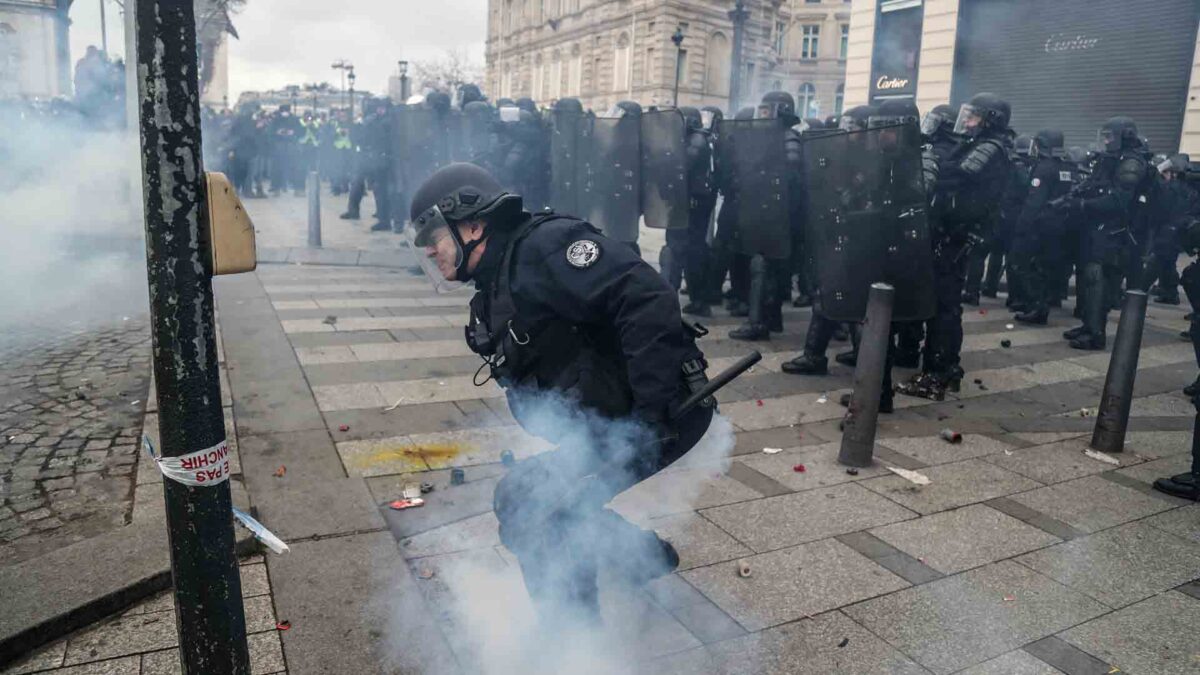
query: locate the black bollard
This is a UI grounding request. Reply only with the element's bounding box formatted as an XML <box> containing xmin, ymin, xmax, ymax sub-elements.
<box><xmin>839</xmin><ymin>283</ymin><xmax>895</xmax><ymax>468</ymax></box>
<box><xmin>307</xmin><ymin>170</ymin><xmax>322</xmax><ymax>248</ymax></box>
<box><xmin>1091</xmin><ymin>290</ymin><xmax>1149</xmax><ymax>453</ymax></box>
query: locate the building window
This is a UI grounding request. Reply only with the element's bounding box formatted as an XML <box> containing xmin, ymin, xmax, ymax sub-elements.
<box><xmin>798</xmin><ymin>82</ymin><xmax>817</xmax><ymax>117</ymax></box>
<box><xmin>532</xmin><ymin>59</ymin><xmax>544</xmax><ymax>100</ymax></box>
<box><xmin>801</xmin><ymin>24</ymin><xmax>820</xmax><ymax>59</ymax></box>
<box><xmin>640</xmin><ymin>48</ymin><xmax>654</xmax><ymax>86</ymax></box>
<box><xmin>676</xmin><ymin>49</ymin><xmax>688</xmax><ymax>90</ymax></box>
<box><xmin>550</xmin><ymin>58</ymin><xmax>562</xmax><ymax>99</ymax></box>
<box><xmin>569</xmin><ymin>46</ymin><xmax>582</xmax><ymax>95</ymax></box>
<box><xmin>614</xmin><ymin>34</ymin><xmax>630</xmax><ymax>93</ymax></box>
<box><xmin>706</xmin><ymin>31</ymin><xmax>730</xmax><ymax>97</ymax></box>
<box><xmin>835</xmin><ymin>83</ymin><xmax>844</xmax><ymax>116</ymax></box>
<box><xmin>774</xmin><ymin>20</ymin><xmax>786</xmax><ymax>53</ymax></box>
<box><xmin>840</xmin><ymin>24</ymin><xmax>849</xmax><ymax>59</ymax></box>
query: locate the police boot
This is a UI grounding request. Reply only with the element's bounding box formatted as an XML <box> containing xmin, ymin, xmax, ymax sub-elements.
<box><xmin>1155</xmin><ymin>291</ymin><xmax>1181</xmax><ymax>305</ymax></box>
<box><xmin>370</xmin><ymin>221</ymin><xmax>391</xmax><ymax>232</ymax></box>
<box><xmin>961</xmin><ymin>291</ymin><xmax>980</xmax><ymax>306</ymax></box>
<box><xmin>1153</xmin><ymin>473</ymin><xmax>1200</xmax><ymax>501</ymax></box>
<box><xmin>1063</xmin><ymin>325</ymin><xmax>1089</xmax><ymax>340</ymax></box>
<box><xmin>1069</xmin><ymin>332</ymin><xmax>1106</xmax><ymax>351</ymax></box>
<box><xmin>1015</xmin><ymin>308</ymin><xmax>1049</xmax><ymax>325</ymax></box>
<box><xmin>682</xmin><ymin>301</ymin><xmax>713</xmax><ymax>318</ymax></box>
<box><xmin>781</xmin><ymin>353</ymin><xmax>828</xmax><ymax>375</ymax></box>
<box><xmin>730</xmin><ymin>322</ymin><xmax>770</xmax><ymax>341</ymax></box>
<box><xmin>835</xmin><ymin>349</ymin><xmax>857</xmax><ymax>367</ymax></box>
<box><xmin>1183</xmin><ymin>376</ymin><xmax>1200</xmax><ymax>398</ymax></box>
<box><xmin>733</xmin><ymin>257</ymin><xmax>773</xmax><ymax>341</ymax></box>
<box><xmin>339</xmin><ymin>210</ymin><xmax>360</xmax><ymax>220</ymax></box>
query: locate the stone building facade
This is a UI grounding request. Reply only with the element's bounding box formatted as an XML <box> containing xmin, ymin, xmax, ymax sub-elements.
<box><xmin>485</xmin><ymin>0</ymin><xmax>852</xmax><ymax>117</ymax></box>
<box><xmin>0</xmin><ymin>0</ymin><xmax>71</xmax><ymax>99</ymax></box>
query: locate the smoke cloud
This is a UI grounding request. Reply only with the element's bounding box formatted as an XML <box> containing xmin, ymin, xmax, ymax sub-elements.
<box><xmin>0</xmin><ymin>106</ymin><xmax>147</xmax><ymax>353</ymax></box>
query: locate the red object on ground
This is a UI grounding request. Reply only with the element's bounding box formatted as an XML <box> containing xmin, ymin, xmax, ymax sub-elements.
<box><xmin>338</xmin><ymin>424</ymin><xmax>350</xmax><ymax>432</ymax></box>
<box><xmin>793</xmin><ymin>464</ymin><xmax>807</xmax><ymax>473</ymax></box>
<box><xmin>273</xmin><ymin>466</ymin><xmax>286</xmax><ymax>478</ymax></box>
<box><xmin>979</xmin><ymin>309</ymin><xmax>988</xmax><ymax>315</ymax></box>
<box><xmin>756</xmin><ymin>399</ymin><xmax>764</xmax><ymax>407</ymax></box>
<box><xmin>276</xmin><ymin>620</ymin><xmax>291</xmax><ymax>630</ymax></box>
<box><xmin>389</xmin><ymin>498</ymin><xmax>425</xmax><ymax>510</ymax></box>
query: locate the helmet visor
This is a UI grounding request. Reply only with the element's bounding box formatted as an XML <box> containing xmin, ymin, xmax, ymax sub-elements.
<box><xmin>700</xmin><ymin>109</ymin><xmax>716</xmax><ymax>130</ymax></box>
<box><xmin>953</xmin><ymin>104</ymin><xmax>985</xmax><ymax>136</ymax></box>
<box><xmin>920</xmin><ymin>111</ymin><xmax>947</xmax><ymax>137</ymax></box>
<box><xmin>1098</xmin><ymin>128</ymin><xmax>1122</xmax><ymax>153</ymax></box>
<box><xmin>406</xmin><ymin>205</ymin><xmax>467</xmax><ymax>293</ymax></box>
<box><xmin>838</xmin><ymin>116</ymin><xmax>863</xmax><ymax>132</ymax></box>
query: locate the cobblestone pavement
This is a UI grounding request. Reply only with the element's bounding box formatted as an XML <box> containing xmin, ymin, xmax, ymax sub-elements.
<box><xmin>1</xmin><ymin>556</ymin><xmax>287</xmax><ymax>675</ymax></box>
<box><xmin>0</xmin><ymin>318</ymin><xmax>151</xmax><ymax>567</ymax></box>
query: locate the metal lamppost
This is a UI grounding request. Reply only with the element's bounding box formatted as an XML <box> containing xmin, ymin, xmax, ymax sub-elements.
<box><xmin>728</xmin><ymin>0</ymin><xmax>749</xmax><ymax>111</ymax></box>
<box><xmin>398</xmin><ymin>60</ymin><xmax>410</xmax><ymax>101</ymax></box>
<box><xmin>347</xmin><ymin>68</ymin><xmax>357</xmax><ymax>119</ymax></box>
<box><xmin>331</xmin><ymin>60</ymin><xmax>350</xmax><ymax>110</ymax></box>
<box><xmin>671</xmin><ymin>26</ymin><xmax>685</xmax><ymax>107</ymax></box>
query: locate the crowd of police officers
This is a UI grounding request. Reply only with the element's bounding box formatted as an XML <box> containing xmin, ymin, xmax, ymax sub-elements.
<box><xmin>212</xmin><ymin>83</ymin><xmax>1200</xmax><ymax>415</ymax></box>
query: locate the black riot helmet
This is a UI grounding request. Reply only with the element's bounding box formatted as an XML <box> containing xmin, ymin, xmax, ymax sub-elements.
<box><xmin>868</xmin><ymin>99</ymin><xmax>920</xmax><ymax>129</ymax></box>
<box><xmin>1033</xmin><ymin>130</ymin><xmax>1065</xmax><ymax>159</ymax></box>
<box><xmin>407</xmin><ymin>163</ymin><xmax>524</xmax><ymax>291</ymax></box>
<box><xmin>463</xmin><ymin>100</ymin><xmax>493</xmax><ymax>120</ymax></box>
<box><xmin>954</xmin><ymin>92</ymin><xmax>1010</xmax><ymax>137</ymax></box>
<box><xmin>920</xmin><ymin>104</ymin><xmax>956</xmax><ymax>138</ymax></box>
<box><xmin>700</xmin><ymin>105</ymin><xmax>724</xmax><ymax>131</ymax></box>
<box><xmin>515</xmin><ymin>97</ymin><xmax>540</xmax><ymax>118</ymax></box>
<box><xmin>457</xmin><ymin>83</ymin><xmax>485</xmax><ymax>108</ymax></box>
<box><xmin>1098</xmin><ymin>116</ymin><xmax>1139</xmax><ymax>154</ymax></box>
<box><xmin>735</xmin><ymin>106</ymin><xmax>755</xmax><ymax>120</ymax></box>
<box><xmin>680</xmin><ymin>106</ymin><xmax>703</xmax><ymax>131</ymax></box>
<box><xmin>1013</xmin><ymin>134</ymin><xmax>1034</xmax><ymax>159</ymax></box>
<box><xmin>1066</xmin><ymin>146</ymin><xmax>1089</xmax><ymax>165</ymax></box>
<box><xmin>554</xmin><ymin>97</ymin><xmax>584</xmax><ymax>113</ymax></box>
<box><xmin>1158</xmin><ymin>153</ymin><xmax>1191</xmax><ymax>177</ymax></box>
<box><xmin>839</xmin><ymin>105</ymin><xmax>876</xmax><ymax>131</ymax></box>
<box><xmin>425</xmin><ymin>91</ymin><xmax>452</xmax><ymax>115</ymax></box>
<box><xmin>757</xmin><ymin>91</ymin><xmax>797</xmax><ymax>125</ymax></box>
<box><xmin>607</xmin><ymin>100</ymin><xmax>643</xmax><ymax>118</ymax></box>
<box><xmin>497</xmin><ymin>97</ymin><xmax>515</xmax><ymax>108</ymax></box>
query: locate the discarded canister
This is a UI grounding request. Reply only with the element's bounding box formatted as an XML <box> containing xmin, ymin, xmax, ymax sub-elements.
<box><xmin>450</xmin><ymin>468</ymin><xmax>465</xmax><ymax>485</ymax></box>
<box><xmin>500</xmin><ymin>450</ymin><xmax>515</xmax><ymax>467</ymax></box>
<box><xmin>939</xmin><ymin>429</ymin><xmax>962</xmax><ymax>444</ymax></box>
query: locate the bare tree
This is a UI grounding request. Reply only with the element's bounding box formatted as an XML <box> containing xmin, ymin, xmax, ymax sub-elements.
<box><xmin>411</xmin><ymin>49</ymin><xmax>484</xmax><ymax>96</ymax></box>
<box><xmin>195</xmin><ymin>0</ymin><xmax>246</xmax><ymax>98</ymax></box>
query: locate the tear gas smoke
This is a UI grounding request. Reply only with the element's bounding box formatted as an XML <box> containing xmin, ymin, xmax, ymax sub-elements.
<box><xmin>386</xmin><ymin>390</ymin><xmax>735</xmax><ymax>674</ymax></box>
<box><xmin>0</xmin><ymin>106</ymin><xmax>147</xmax><ymax>354</ymax></box>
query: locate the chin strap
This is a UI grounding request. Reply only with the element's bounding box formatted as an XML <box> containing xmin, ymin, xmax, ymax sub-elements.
<box><xmin>449</xmin><ymin>223</ymin><xmax>489</xmax><ymax>282</ymax></box>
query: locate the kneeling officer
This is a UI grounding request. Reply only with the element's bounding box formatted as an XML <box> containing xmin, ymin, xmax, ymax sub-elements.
<box><xmin>408</xmin><ymin>163</ymin><xmax>716</xmax><ymax>625</ymax></box>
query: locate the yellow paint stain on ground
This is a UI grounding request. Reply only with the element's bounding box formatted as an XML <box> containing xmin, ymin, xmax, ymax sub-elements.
<box><xmin>346</xmin><ymin>443</ymin><xmax>467</xmax><ymax>473</ymax></box>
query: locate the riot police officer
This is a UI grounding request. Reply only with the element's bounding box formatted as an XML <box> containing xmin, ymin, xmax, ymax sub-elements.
<box><xmin>730</xmin><ymin>92</ymin><xmax>804</xmax><ymax>341</ymax></box>
<box><xmin>677</xmin><ymin>106</ymin><xmax>717</xmax><ymax>317</ymax></box>
<box><xmin>710</xmin><ymin>106</ymin><xmax>754</xmax><ymax>316</ymax></box>
<box><xmin>964</xmin><ymin>134</ymin><xmax>1033</xmax><ymax>306</ymax></box>
<box><xmin>1147</xmin><ymin>154</ymin><xmax>1197</xmax><ymax>305</ymax></box>
<box><xmin>1011</xmin><ymin>131</ymin><xmax>1076</xmax><ymax>324</ymax></box>
<box><xmin>407</xmin><ymin>162</ymin><xmax>715</xmax><ymax>625</ymax></box>
<box><xmin>1059</xmin><ymin>117</ymin><xmax>1154</xmax><ymax>350</ymax></box>
<box><xmin>899</xmin><ymin>93</ymin><xmax>1012</xmax><ymax>399</ymax></box>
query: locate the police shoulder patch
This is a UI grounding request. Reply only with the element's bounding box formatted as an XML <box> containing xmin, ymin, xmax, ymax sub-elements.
<box><xmin>566</xmin><ymin>240</ymin><xmax>601</xmax><ymax>268</ymax></box>
<box><xmin>1031</xmin><ymin>177</ymin><xmax>1041</xmax><ymax>187</ymax></box>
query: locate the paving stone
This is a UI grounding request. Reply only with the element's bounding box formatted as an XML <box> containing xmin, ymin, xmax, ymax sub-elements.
<box><xmin>843</xmin><ymin>560</ymin><xmax>1107</xmax><ymax>675</ymax></box>
<box><xmin>870</xmin><ymin>504</ymin><xmax>1061</xmax><ymax>574</ymax></box>
<box><xmin>666</xmin><ymin>599</ymin><xmax>747</xmax><ymax>644</ymax></box>
<box><xmin>644</xmin><ymin>511</ymin><xmax>753</xmax><ymax>571</ymax></box>
<box><xmin>682</xmin><ymin>538</ymin><xmax>910</xmax><ymax>631</ymax></box>
<box><xmin>637</xmin><ymin>610</ymin><xmax>929</xmax><ymax>675</ymax></box>
<box><xmin>247</xmin><ymin>631</ymin><xmax>286</xmax><ymax>675</ymax></box>
<box><xmin>1123</xmin><ymin>430</ymin><xmax>1193</xmax><ymax>459</ymax></box>
<box><xmin>1129</xmin><ymin>393</ymin><xmax>1196</xmax><ymax>418</ymax></box>
<box><xmin>138</xmin><ymin>649</ymin><xmax>180</xmax><ymax>675</ymax></box>
<box><xmin>243</xmin><ymin>594</ymin><xmax>278</xmax><ymax>634</ymax></box>
<box><xmin>737</xmin><ymin>441</ymin><xmax>891</xmax><ymax>491</ymax></box>
<box><xmin>1021</xmin><ymin>636</ymin><xmax>1111</xmax><ymax>674</ymax></box>
<box><xmin>879</xmin><ymin>433</ymin><xmax>1015</xmax><ymax>466</ymax></box>
<box><xmin>859</xmin><ymin>459</ymin><xmax>1042</xmax><ymax>515</ymax></box>
<box><xmin>239</xmin><ymin>563</ymin><xmax>271</xmax><ymax>598</ymax></box>
<box><xmin>1009</xmin><ymin>475</ymin><xmax>1176</xmax><ymax>534</ymax></box>
<box><xmin>30</xmin><ymin>656</ymin><xmax>141</xmax><ymax>674</ymax></box>
<box><xmin>0</xmin><ymin>639</ymin><xmax>66</xmax><ymax>674</ymax></box>
<box><xmin>1059</xmin><ymin>591</ymin><xmax>1200</xmax><ymax>675</ymax></box>
<box><xmin>62</xmin><ymin>610</ymin><xmax>178</xmax><ymax>665</ymax></box>
<box><xmin>1144</xmin><ymin>504</ymin><xmax>1200</xmax><ymax>544</ymax></box>
<box><xmin>982</xmin><ymin>437</ymin><xmax>1143</xmax><ymax>485</ymax></box>
<box><xmin>1016</xmin><ymin>521</ymin><xmax>1200</xmax><ymax>608</ymax></box>
<box><xmin>336</xmin><ymin>426</ymin><xmax>552</xmax><ymax>477</ymax></box>
<box><xmin>399</xmin><ymin>512</ymin><xmax>501</xmax><ymax>559</ymax></box>
<box><xmin>699</xmin><ymin>483</ymin><xmax>917</xmax><ymax>553</ymax></box>
<box><xmin>1116</xmin><ymin>454</ymin><xmax>1196</xmax><ymax>486</ymax></box>
<box><xmin>956</xmin><ymin>650</ymin><xmax>1064</xmax><ymax>675</ymax></box>
<box><xmin>610</xmin><ymin>466</ymin><xmax>763</xmax><ymax>521</ymax></box>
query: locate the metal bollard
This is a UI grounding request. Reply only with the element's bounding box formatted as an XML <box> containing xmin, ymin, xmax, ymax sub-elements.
<box><xmin>839</xmin><ymin>282</ymin><xmax>895</xmax><ymax>468</ymax></box>
<box><xmin>306</xmin><ymin>170</ymin><xmax>321</xmax><ymax>248</ymax></box>
<box><xmin>1091</xmin><ymin>290</ymin><xmax>1149</xmax><ymax>453</ymax></box>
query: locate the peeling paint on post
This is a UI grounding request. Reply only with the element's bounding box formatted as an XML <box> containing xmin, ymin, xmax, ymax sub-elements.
<box><xmin>134</xmin><ymin>1</ymin><xmax>250</xmax><ymax>672</ymax></box>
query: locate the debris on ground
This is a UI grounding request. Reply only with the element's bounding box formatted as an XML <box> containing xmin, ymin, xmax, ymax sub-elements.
<box><xmin>756</xmin><ymin>399</ymin><xmax>764</xmax><ymax>407</ymax></box>
<box><xmin>232</xmin><ymin>507</ymin><xmax>291</xmax><ymax>554</ymax></box>
<box><xmin>384</xmin><ymin>398</ymin><xmax>404</xmax><ymax>411</ymax></box>
<box><xmin>450</xmin><ymin>468</ymin><xmax>466</xmax><ymax>485</ymax></box>
<box><xmin>322</xmin><ymin>315</ymin><xmax>337</xmax><ymax>325</ymax></box>
<box><xmin>887</xmin><ymin>466</ymin><xmax>931</xmax><ymax>486</ymax></box>
<box><xmin>817</xmin><ymin>394</ymin><xmax>828</xmax><ymax>404</ymax></box>
<box><xmin>420</xmin><ymin>482</ymin><xmax>434</xmax><ymax>494</ymax></box>
<box><xmin>846</xmin><ymin>468</ymin><xmax>859</xmax><ymax>476</ymax></box>
<box><xmin>793</xmin><ymin>464</ymin><xmax>807</xmax><ymax>473</ymax></box>
<box><xmin>1004</xmin><ymin>449</ymin><xmax>1014</xmax><ymax>456</ymax></box>
<box><xmin>979</xmin><ymin>309</ymin><xmax>988</xmax><ymax>315</ymax></box>
<box><xmin>737</xmin><ymin>561</ymin><xmax>752</xmax><ymax>578</ymax></box>
<box><xmin>389</xmin><ymin>498</ymin><xmax>425</xmax><ymax>510</ymax></box>
<box><xmin>1003</xmin><ymin>594</ymin><xmax>1015</xmax><ymax>602</ymax></box>
<box><xmin>1079</xmin><ymin>407</ymin><xmax>1096</xmax><ymax>417</ymax></box>
<box><xmin>276</xmin><ymin>620</ymin><xmax>291</xmax><ymax>631</ymax></box>
<box><xmin>131</xmin><ymin>400</ymin><xmax>141</xmax><ymax>406</ymax></box>
<box><xmin>338</xmin><ymin>424</ymin><xmax>350</xmax><ymax>432</ymax></box>
<box><xmin>500</xmin><ymin>449</ymin><xmax>515</xmax><ymax>467</ymax></box>
<box><xmin>838</xmin><ymin>638</ymin><xmax>849</xmax><ymax>648</ymax></box>
<box><xmin>1005</xmin><ymin>323</ymin><xmax>1014</xmax><ymax>330</ymax></box>
<box><xmin>1000</xmin><ymin>340</ymin><xmax>1012</xmax><ymax>348</ymax></box>
<box><xmin>937</xmin><ymin>413</ymin><xmax>950</xmax><ymax>421</ymax></box>
<box><xmin>273</xmin><ymin>466</ymin><xmax>286</xmax><ymax>477</ymax></box>
<box><xmin>1083</xmin><ymin>448</ymin><xmax>1121</xmax><ymax>466</ymax></box>
<box><xmin>762</xmin><ymin>447</ymin><xmax>784</xmax><ymax>455</ymax></box>
<box><xmin>417</xmin><ymin>568</ymin><xmax>436</xmax><ymax>580</ymax></box>
<box><xmin>939</xmin><ymin>429</ymin><xmax>962</xmax><ymax>444</ymax></box>
<box><xmin>402</xmin><ymin>484</ymin><xmax>422</xmax><ymax>499</ymax></box>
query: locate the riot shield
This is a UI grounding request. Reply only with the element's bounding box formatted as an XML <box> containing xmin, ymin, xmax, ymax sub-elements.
<box><xmin>548</xmin><ymin>108</ymin><xmax>584</xmax><ymax>216</ymax></box>
<box><xmin>452</xmin><ymin>106</ymin><xmax>494</xmax><ymax>169</ymax></box>
<box><xmin>578</xmin><ymin>115</ymin><xmax>641</xmax><ymax>243</ymax></box>
<box><xmin>716</xmin><ymin>118</ymin><xmax>791</xmax><ymax>260</ymax></box>
<box><xmin>640</xmin><ymin>109</ymin><xmax>689</xmax><ymax>231</ymax></box>
<box><xmin>394</xmin><ymin>106</ymin><xmax>451</xmax><ymax>199</ymax></box>
<box><xmin>802</xmin><ymin>123</ymin><xmax>935</xmax><ymax>322</ymax></box>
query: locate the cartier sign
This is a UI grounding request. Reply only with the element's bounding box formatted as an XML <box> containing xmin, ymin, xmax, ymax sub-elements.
<box><xmin>1044</xmin><ymin>33</ymin><xmax>1101</xmax><ymax>52</ymax></box>
<box><xmin>876</xmin><ymin>76</ymin><xmax>911</xmax><ymax>90</ymax></box>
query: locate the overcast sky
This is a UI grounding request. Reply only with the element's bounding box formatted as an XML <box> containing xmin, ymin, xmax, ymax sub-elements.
<box><xmin>68</xmin><ymin>0</ymin><xmax>488</xmax><ymax>99</ymax></box>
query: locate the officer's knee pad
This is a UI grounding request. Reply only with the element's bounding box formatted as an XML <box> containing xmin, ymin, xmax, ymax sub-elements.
<box><xmin>1082</xmin><ymin>263</ymin><xmax>1104</xmax><ymax>285</ymax></box>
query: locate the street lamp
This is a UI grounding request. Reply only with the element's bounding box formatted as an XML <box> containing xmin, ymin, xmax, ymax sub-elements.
<box><xmin>671</xmin><ymin>26</ymin><xmax>685</xmax><ymax>108</ymax></box>
<box><xmin>398</xmin><ymin>60</ymin><xmax>410</xmax><ymax>102</ymax></box>
<box><xmin>347</xmin><ymin>68</ymin><xmax>356</xmax><ymax>119</ymax></box>
<box><xmin>331</xmin><ymin>60</ymin><xmax>351</xmax><ymax>110</ymax></box>
<box><xmin>728</xmin><ymin>1</ymin><xmax>749</xmax><ymax>111</ymax></box>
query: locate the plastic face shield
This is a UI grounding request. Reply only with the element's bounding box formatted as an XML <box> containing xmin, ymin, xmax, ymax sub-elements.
<box><xmin>1098</xmin><ymin>129</ymin><xmax>1121</xmax><ymax>153</ymax></box>
<box><xmin>405</xmin><ymin>205</ymin><xmax>467</xmax><ymax>293</ymax></box>
<box><xmin>603</xmin><ymin>105</ymin><xmax>628</xmax><ymax>118</ymax></box>
<box><xmin>839</xmin><ymin>116</ymin><xmax>863</xmax><ymax>132</ymax></box>
<box><xmin>499</xmin><ymin>106</ymin><xmax>521</xmax><ymax>123</ymax></box>
<box><xmin>920</xmin><ymin>111</ymin><xmax>946</xmax><ymax>137</ymax></box>
<box><xmin>953</xmin><ymin>105</ymin><xmax>984</xmax><ymax>136</ymax></box>
<box><xmin>700</xmin><ymin>109</ymin><xmax>716</xmax><ymax>130</ymax></box>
